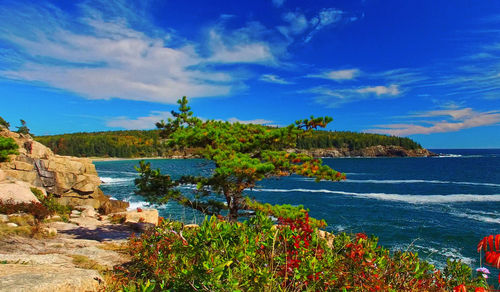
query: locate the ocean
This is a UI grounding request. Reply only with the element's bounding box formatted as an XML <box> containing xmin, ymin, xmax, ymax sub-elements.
<box><xmin>95</xmin><ymin>149</ymin><xmax>500</xmax><ymax>278</ymax></box>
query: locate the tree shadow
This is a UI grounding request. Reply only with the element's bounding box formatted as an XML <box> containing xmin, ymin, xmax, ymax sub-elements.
<box><xmin>59</xmin><ymin>223</ymin><xmax>135</xmax><ymax>241</ymax></box>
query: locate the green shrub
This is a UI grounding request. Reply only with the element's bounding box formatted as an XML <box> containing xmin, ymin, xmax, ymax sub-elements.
<box><xmin>30</xmin><ymin>188</ymin><xmax>71</xmax><ymax>218</ymax></box>
<box><xmin>0</xmin><ymin>116</ymin><xmax>9</xmax><ymax>129</ymax></box>
<box><xmin>112</xmin><ymin>213</ymin><xmax>488</xmax><ymax>291</ymax></box>
<box><xmin>0</xmin><ymin>137</ymin><xmax>18</xmax><ymax>162</ymax></box>
<box><xmin>0</xmin><ymin>199</ymin><xmax>51</xmax><ymax>222</ymax></box>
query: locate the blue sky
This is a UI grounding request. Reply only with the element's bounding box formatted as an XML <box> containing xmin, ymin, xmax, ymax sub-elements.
<box><xmin>1</xmin><ymin>0</ymin><xmax>500</xmax><ymax>148</ymax></box>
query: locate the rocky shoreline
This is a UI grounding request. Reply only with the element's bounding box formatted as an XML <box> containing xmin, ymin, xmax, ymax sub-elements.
<box><xmin>0</xmin><ymin>127</ymin><xmax>129</xmax><ymax>213</ymax></box>
<box><xmin>91</xmin><ymin>145</ymin><xmax>435</xmax><ymax>161</ymax></box>
<box><xmin>294</xmin><ymin>145</ymin><xmax>436</xmax><ymax>158</ymax></box>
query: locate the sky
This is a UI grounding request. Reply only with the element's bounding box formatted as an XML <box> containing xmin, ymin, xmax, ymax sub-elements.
<box><xmin>1</xmin><ymin>0</ymin><xmax>500</xmax><ymax>148</ymax></box>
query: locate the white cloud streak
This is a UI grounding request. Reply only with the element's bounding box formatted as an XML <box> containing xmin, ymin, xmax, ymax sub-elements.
<box><xmin>206</xmin><ymin>24</ymin><xmax>278</xmax><ymax>65</ymax></box>
<box><xmin>0</xmin><ymin>1</ymin><xmax>284</xmax><ymax>104</ymax></box>
<box><xmin>366</xmin><ymin>108</ymin><xmax>500</xmax><ymax>136</ymax></box>
<box><xmin>356</xmin><ymin>84</ymin><xmax>400</xmax><ymax>96</ymax></box>
<box><xmin>227</xmin><ymin>117</ymin><xmax>274</xmax><ymax>125</ymax></box>
<box><xmin>107</xmin><ymin>111</ymin><xmax>172</xmax><ymax>130</ymax></box>
<box><xmin>259</xmin><ymin>74</ymin><xmax>292</xmax><ymax>84</ymax></box>
<box><xmin>309</xmin><ymin>84</ymin><xmax>402</xmax><ymax>107</ymax></box>
<box><xmin>307</xmin><ymin>68</ymin><xmax>360</xmax><ymax>81</ymax></box>
<box><xmin>277</xmin><ymin>8</ymin><xmax>349</xmax><ymax>43</ymax></box>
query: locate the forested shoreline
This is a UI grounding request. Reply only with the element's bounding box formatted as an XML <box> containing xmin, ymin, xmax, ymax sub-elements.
<box><xmin>35</xmin><ymin>129</ymin><xmax>423</xmax><ymax>158</ymax></box>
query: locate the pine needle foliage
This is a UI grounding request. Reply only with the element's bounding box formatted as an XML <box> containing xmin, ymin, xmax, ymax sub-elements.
<box><xmin>135</xmin><ymin>97</ymin><xmax>346</xmax><ymax>221</ymax></box>
<box><xmin>0</xmin><ymin>137</ymin><xmax>18</xmax><ymax>162</ymax></box>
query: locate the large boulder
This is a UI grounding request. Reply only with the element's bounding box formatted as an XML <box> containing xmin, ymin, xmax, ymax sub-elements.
<box><xmin>0</xmin><ymin>181</ymin><xmax>42</xmax><ymax>204</ymax></box>
<box><xmin>0</xmin><ymin>264</ymin><xmax>103</xmax><ymax>292</ymax></box>
<box><xmin>0</xmin><ymin>128</ymin><xmax>128</xmax><ymax>213</ymax></box>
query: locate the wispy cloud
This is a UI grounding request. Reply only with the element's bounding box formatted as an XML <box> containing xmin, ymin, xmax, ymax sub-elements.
<box><xmin>227</xmin><ymin>117</ymin><xmax>273</xmax><ymax>125</ymax></box>
<box><xmin>207</xmin><ymin>22</ymin><xmax>280</xmax><ymax>65</ymax></box>
<box><xmin>277</xmin><ymin>8</ymin><xmax>353</xmax><ymax>43</ymax></box>
<box><xmin>107</xmin><ymin>111</ymin><xmax>172</xmax><ymax>130</ymax></box>
<box><xmin>366</xmin><ymin>107</ymin><xmax>500</xmax><ymax>136</ymax></box>
<box><xmin>309</xmin><ymin>84</ymin><xmax>402</xmax><ymax>107</ymax></box>
<box><xmin>357</xmin><ymin>84</ymin><xmax>400</xmax><ymax>96</ymax></box>
<box><xmin>0</xmin><ymin>1</ymin><xmax>287</xmax><ymax>104</ymax></box>
<box><xmin>259</xmin><ymin>74</ymin><xmax>292</xmax><ymax>84</ymax></box>
<box><xmin>307</xmin><ymin>68</ymin><xmax>360</xmax><ymax>81</ymax></box>
<box><xmin>305</xmin><ymin>8</ymin><xmax>344</xmax><ymax>42</ymax></box>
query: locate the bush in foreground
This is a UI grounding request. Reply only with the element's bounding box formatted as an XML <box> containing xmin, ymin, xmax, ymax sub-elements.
<box><xmin>111</xmin><ymin>213</ymin><xmax>487</xmax><ymax>291</ymax></box>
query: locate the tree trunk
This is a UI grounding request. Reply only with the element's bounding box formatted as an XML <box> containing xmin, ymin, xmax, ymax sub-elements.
<box><xmin>225</xmin><ymin>190</ymin><xmax>242</xmax><ymax>222</ymax></box>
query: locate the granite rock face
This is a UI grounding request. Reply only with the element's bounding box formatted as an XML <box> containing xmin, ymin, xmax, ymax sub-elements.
<box><xmin>294</xmin><ymin>145</ymin><xmax>435</xmax><ymax>158</ymax></box>
<box><xmin>0</xmin><ymin>128</ymin><xmax>128</xmax><ymax>213</ymax></box>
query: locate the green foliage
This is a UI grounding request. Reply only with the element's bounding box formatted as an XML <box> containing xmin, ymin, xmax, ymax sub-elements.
<box><xmin>135</xmin><ymin>97</ymin><xmax>345</xmax><ymax>221</ymax></box>
<box><xmin>36</xmin><ymin>129</ymin><xmax>165</xmax><ymax>158</ymax></box>
<box><xmin>296</xmin><ymin>130</ymin><xmax>422</xmax><ymax>150</ymax></box>
<box><xmin>113</xmin><ymin>214</ymin><xmax>486</xmax><ymax>291</ymax></box>
<box><xmin>0</xmin><ymin>199</ymin><xmax>51</xmax><ymax>222</ymax></box>
<box><xmin>35</xmin><ymin>121</ymin><xmax>423</xmax><ymax>159</ymax></box>
<box><xmin>0</xmin><ymin>116</ymin><xmax>10</xmax><ymax>129</ymax></box>
<box><xmin>0</xmin><ymin>137</ymin><xmax>18</xmax><ymax>162</ymax></box>
<box><xmin>16</xmin><ymin>119</ymin><xmax>30</xmax><ymax>135</ymax></box>
<box><xmin>30</xmin><ymin>187</ymin><xmax>71</xmax><ymax>218</ymax></box>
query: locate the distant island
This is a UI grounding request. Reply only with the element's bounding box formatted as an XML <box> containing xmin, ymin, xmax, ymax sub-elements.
<box><xmin>35</xmin><ymin>129</ymin><xmax>434</xmax><ymax>158</ymax></box>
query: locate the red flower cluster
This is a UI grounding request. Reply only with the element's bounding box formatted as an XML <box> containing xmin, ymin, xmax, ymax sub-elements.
<box><xmin>276</xmin><ymin>213</ymin><xmax>328</xmax><ymax>288</ymax></box>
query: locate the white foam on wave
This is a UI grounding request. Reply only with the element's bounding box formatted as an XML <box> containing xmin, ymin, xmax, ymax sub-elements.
<box><xmin>100</xmin><ymin>177</ymin><xmax>135</xmax><ymax>184</ymax></box>
<box><xmin>345</xmin><ymin>179</ymin><xmax>500</xmax><ymax>187</ymax></box>
<box><xmin>403</xmin><ymin>244</ymin><xmax>475</xmax><ymax>269</ymax></box>
<box><xmin>251</xmin><ymin>188</ymin><xmax>500</xmax><ymax>204</ymax></box>
<box><xmin>127</xmin><ymin>201</ymin><xmax>150</xmax><ymax>210</ymax></box>
<box><xmin>437</xmin><ymin>154</ymin><xmax>462</xmax><ymax>158</ymax></box>
<box><xmin>452</xmin><ymin>211</ymin><xmax>500</xmax><ymax>224</ymax></box>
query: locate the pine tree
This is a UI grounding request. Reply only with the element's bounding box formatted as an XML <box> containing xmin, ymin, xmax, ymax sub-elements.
<box><xmin>135</xmin><ymin>97</ymin><xmax>346</xmax><ymax>222</ymax></box>
<box><xmin>16</xmin><ymin>119</ymin><xmax>30</xmax><ymax>135</ymax></box>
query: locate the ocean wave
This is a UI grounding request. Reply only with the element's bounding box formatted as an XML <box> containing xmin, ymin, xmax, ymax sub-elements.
<box><xmin>405</xmin><ymin>244</ymin><xmax>475</xmax><ymax>269</ymax></box>
<box><xmin>100</xmin><ymin>177</ymin><xmax>135</xmax><ymax>184</ymax></box>
<box><xmin>345</xmin><ymin>179</ymin><xmax>500</xmax><ymax>187</ymax></box>
<box><xmin>127</xmin><ymin>200</ymin><xmax>151</xmax><ymax>210</ymax></box>
<box><xmin>434</xmin><ymin>154</ymin><xmax>487</xmax><ymax>158</ymax></box>
<box><xmin>452</xmin><ymin>212</ymin><xmax>500</xmax><ymax>224</ymax></box>
<box><xmin>250</xmin><ymin>188</ymin><xmax>500</xmax><ymax>204</ymax></box>
<box><xmin>437</xmin><ymin>154</ymin><xmax>462</xmax><ymax>158</ymax></box>
<box><xmin>97</xmin><ymin>170</ymin><xmax>138</xmax><ymax>175</ymax></box>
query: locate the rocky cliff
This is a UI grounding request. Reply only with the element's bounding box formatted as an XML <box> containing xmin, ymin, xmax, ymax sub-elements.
<box><xmin>294</xmin><ymin>145</ymin><xmax>435</xmax><ymax>158</ymax></box>
<box><xmin>0</xmin><ymin>127</ymin><xmax>128</xmax><ymax>213</ymax></box>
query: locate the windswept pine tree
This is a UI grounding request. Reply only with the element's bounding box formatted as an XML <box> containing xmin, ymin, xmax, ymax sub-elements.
<box><xmin>135</xmin><ymin>97</ymin><xmax>346</xmax><ymax>222</ymax></box>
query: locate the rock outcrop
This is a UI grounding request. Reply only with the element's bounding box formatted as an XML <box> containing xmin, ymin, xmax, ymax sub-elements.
<box><xmin>294</xmin><ymin>145</ymin><xmax>435</xmax><ymax>158</ymax></box>
<box><xmin>0</xmin><ymin>128</ymin><xmax>128</xmax><ymax>213</ymax></box>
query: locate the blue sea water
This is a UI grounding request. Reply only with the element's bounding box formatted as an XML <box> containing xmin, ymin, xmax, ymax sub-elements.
<box><xmin>94</xmin><ymin>149</ymin><xmax>500</xmax><ymax>276</ymax></box>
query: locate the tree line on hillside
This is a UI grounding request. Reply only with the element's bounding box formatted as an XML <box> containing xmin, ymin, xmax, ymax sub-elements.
<box><xmin>35</xmin><ymin>130</ymin><xmax>167</xmax><ymax>157</ymax></box>
<box><xmin>35</xmin><ymin>128</ymin><xmax>422</xmax><ymax>158</ymax></box>
<box><xmin>296</xmin><ymin>130</ymin><xmax>421</xmax><ymax>150</ymax></box>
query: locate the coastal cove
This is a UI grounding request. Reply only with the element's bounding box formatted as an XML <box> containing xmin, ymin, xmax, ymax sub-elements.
<box><xmin>96</xmin><ymin>149</ymin><xmax>500</xmax><ymax>280</ymax></box>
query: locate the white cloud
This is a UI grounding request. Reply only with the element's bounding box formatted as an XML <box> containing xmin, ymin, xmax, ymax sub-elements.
<box><xmin>356</xmin><ymin>84</ymin><xmax>400</xmax><ymax>96</ymax></box>
<box><xmin>277</xmin><ymin>12</ymin><xmax>309</xmax><ymax>39</ymax></box>
<box><xmin>259</xmin><ymin>74</ymin><xmax>292</xmax><ymax>84</ymax></box>
<box><xmin>0</xmin><ymin>2</ymin><xmax>282</xmax><ymax>104</ymax></box>
<box><xmin>227</xmin><ymin>117</ymin><xmax>273</xmax><ymax>125</ymax></box>
<box><xmin>207</xmin><ymin>27</ymin><xmax>277</xmax><ymax>65</ymax></box>
<box><xmin>277</xmin><ymin>8</ymin><xmax>348</xmax><ymax>43</ymax></box>
<box><xmin>107</xmin><ymin>111</ymin><xmax>172</xmax><ymax>130</ymax></box>
<box><xmin>307</xmin><ymin>69</ymin><xmax>360</xmax><ymax>81</ymax></box>
<box><xmin>272</xmin><ymin>0</ymin><xmax>285</xmax><ymax>8</ymax></box>
<box><xmin>308</xmin><ymin>84</ymin><xmax>402</xmax><ymax>107</ymax></box>
<box><xmin>305</xmin><ymin>8</ymin><xmax>343</xmax><ymax>42</ymax></box>
<box><xmin>366</xmin><ymin>108</ymin><xmax>500</xmax><ymax>136</ymax></box>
